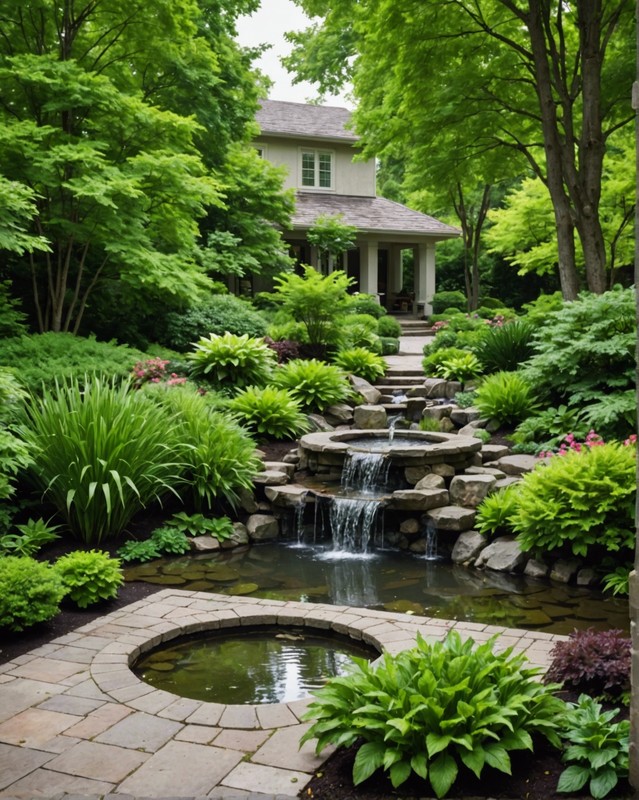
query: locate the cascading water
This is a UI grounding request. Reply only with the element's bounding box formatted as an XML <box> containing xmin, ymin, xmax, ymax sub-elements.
<box><xmin>326</xmin><ymin>450</ymin><xmax>390</xmax><ymax>556</ymax></box>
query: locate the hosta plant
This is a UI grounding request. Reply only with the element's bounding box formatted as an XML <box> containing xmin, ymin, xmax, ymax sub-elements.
<box><xmin>474</xmin><ymin>371</ymin><xmax>540</xmax><ymax>426</ymax></box>
<box><xmin>272</xmin><ymin>359</ymin><xmax>350</xmax><ymax>412</ymax></box>
<box><xmin>512</xmin><ymin>442</ymin><xmax>635</xmax><ymax>559</ymax></box>
<box><xmin>18</xmin><ymin>378</ymin><xmax>186</xmax><ymax>544</ymax></box>
<box><xmin>334</xmin><ymin>348</ymin><xmax>386</xmax><ymax>384</ymax></box>
<box><xmin>422</xmin><ymin>347</ymin><xmax>469</xmax><ymax>377</ymax></box>
<box><xmin>0</xmin><ymin>556</ymin><xmax>65</xmax><ymax>631</ymax></box>
<box><xmin>0</xmin><ymin>518</ymin><xmax>61</xmax><ymax>557</ymax></box>
<box><xmin>54</xmin><ymin>550</ymin><xmax>124</xmax><ymax>608</ymax></box>
<box><xmin>557</xmin><ymin>695</ymin><xmax>629</xmax><ymax>799</ymax></box>
<box><xmin>475</xmin><ymin>484</ymin><xmax>520</xmax><ymax>537</ymax></box>
<box><xmin>301</xmin><ymin>630</ymin><xmax>564</xmax><ymax>798</ymax></box>
<box><xmin>435</xmin><ymin>352</ymin><xmax>482</xmax><ymax>388</ymax></box>
<box><xmin>187</xmin><ymin>332</ymin><xmax>277</xmax><ymax>394</ymax></box>
<box><xmin>229</xmin><ymin>386</ymin><xmax>310</xmax><ymax>441</ymax></box>
<box><xmin>150</xmin><ymin>526</ymin><xmax>191</xmax><ymax>555</ymax></box>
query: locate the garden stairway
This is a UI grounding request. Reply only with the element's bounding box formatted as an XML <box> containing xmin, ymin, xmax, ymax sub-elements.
<box><xmin>396</xmin><ymin>317</ymin><xmax>433</xmax><ymax>336</ymax></box>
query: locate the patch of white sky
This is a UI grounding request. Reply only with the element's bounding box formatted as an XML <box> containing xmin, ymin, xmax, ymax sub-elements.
<box><xmin>235</xmin><ymin>0</ymin><xmax>353</xmax><ymax>108</ymax></box>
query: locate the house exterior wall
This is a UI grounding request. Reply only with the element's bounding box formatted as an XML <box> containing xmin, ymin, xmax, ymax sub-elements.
<box><xmin>255</xmin><ymin>135</ymin><xmax>376</xmax><ymax>197</ymax></box>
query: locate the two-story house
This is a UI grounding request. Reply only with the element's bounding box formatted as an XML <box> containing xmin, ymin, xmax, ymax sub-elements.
<box><xmin>253</xmin><ymin>99</ymin><xmax>458</xmax><ymax>315</ymax></box>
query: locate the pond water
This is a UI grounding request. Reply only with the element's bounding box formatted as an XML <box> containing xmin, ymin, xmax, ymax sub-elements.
<box><xmin>125</xmin><ymin>543</ymin><xmax>629</xmax><ymax>636</ymax></box>
<box><xmin>133</xmin><ymin>627</ymin><xmax>376</xmax><ymax>704</ymax></box>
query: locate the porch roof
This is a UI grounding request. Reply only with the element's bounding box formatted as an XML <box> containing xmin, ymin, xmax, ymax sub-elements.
<box><xmin>256</xmin><ymin>99</ymin><xmax>358</xmax><ymax>143</ymax></box>
<box><xmin>288</xmin><ymin>192</ymin><xmax>460</xmax><ymax>239</ymax></box>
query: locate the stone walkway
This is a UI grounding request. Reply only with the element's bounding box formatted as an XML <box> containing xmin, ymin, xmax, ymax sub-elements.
<box><xmin>0</xmin><ymin>589</ymin><xmax>567</xmax><ymax>799</ymax></box>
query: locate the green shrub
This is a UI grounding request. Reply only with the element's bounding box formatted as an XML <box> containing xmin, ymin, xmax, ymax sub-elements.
<box><xmin>0</xmin><ymin>518</ymin><xmax>60</xmax><ymax>557</ymax></box>
<box><xmin>150</xmin><ymin>526</ymin><xmax>191</xmax><ymax>555</ymax></box>
<box><xmin>476</xmin><ymin>484</ymin><xmax>520</xmax><ymax>536</ymax></box>
<box><xmin>334</xmin><ymin>348</ymin><xmax>387</xmax><ymax>383</ymax></box>
<box><xmin>0</xmin><ymin>556</ymin><xmax>64</xmax><ymax>631</ymax></box>
<box><xmin>166</xmin><ymin>511</ymin><xmax>234</xmax><ymax>540</ymax></box>
<box><xmin>54</xmin><ymin>550</ymin><xmax>123</xmax><ymax>608</ymax></box>
<box><xmin>475</xmin><ymin>320</ymin><xmax>535</xmax><ymax>373</ymax></box>
<box><xmin>377</xmin><ymin>315</ymin><xmax>402</xmax><ymax>338</ymax></box>
<box><xmin>346</xmin><ymin>293</ymin><xmax>386</xmax><ymax>318</ymax></box>
<box><xmin>116</xmin><ymin>539</ymin><xmax>162</xmax><ymax>563</ymax></box>
<box><xmin>471</xmin><ymin>428</ymin><xmax>492</xmax><ymax>444</ymax></box>
<box><xmin>0</xmin><ymin>427</ymin><xmax>32</xmax><ymax>504</ymax></box>
<box><xmin>272</xmin><ymin>359</ymin><xmax>351</xmax><ymax>412</ymax></box>
<box><xmin>557</xmin><ymin>695</ymin><xmax>629</xmax><ymax>799</ymax></box>
<box><xmin>520</xmin><ymin>291</ymin><xmax>564</xmax><ymax>327</ymax></box>
<box><xmin>0</xmin><ymin>368</ymin><xmax>27</xmax><ymax>423</ymax></box>
<box><xmin>422</xmin><ymin>347</ymin><xmax>470</xmax><ymax>376</ymax></box>
<box><xmin>512</xmin><ymin>442</ymin><xmax>635</xmax><ymax>559</ymax></box>
<box><xmin>266</xmin><ymin>319</ymin><xmax>308</xmax><ymax>344</ymax></box>
<box><xmin>161</xmin><ymin>295</ymin><xmax>267</xmax><ymax>351</ymax></box>
<box><xmin>19</xmin><ymin>378</ymin><xmax>186</xmax><ymax>544</ymax></box>
<box><xmin>435</xmin><ymin>352</ymin><xmax>482</xmax><ymax>387</ymax></box>
<box><xmin>431</xmin><ymin>290</ymin><xmax>467</xmax><ymax>315</ymax></box>
<box><xmin>380</xmin><ymin>336</ymin><xmax>400</xmax><ymax>355</ymax></box>
<box><xmin>301</xmin><ymin>630</ymin><xmax>564</xmax><ymax>798</ymax></box>
<box><xmin>419</xmin><ymin>416</ymin><xmax>442</xmax><ymax>432</ymax></box>
<box><xmin>0</xmin><ymin>280</ymin><xmax>28</xmax><ymax>338</ymax></box>
<box><xmin>453</xmin><ymin>390</ymin><xmax>477</xmax><ymax>408</ymax></box>
<box><xmin>512</xmin><ymin>405</ymin><xmax>589</xmax><ymax>450</ymax></box>
<box><xmin>339</xmin><ymin>314</ymin><xmax>382</xmax><ymax>353</ymax></box>
<box><xmin>229</xmin><ymin>386</ymin><xmax>310</xmax><ymax>441</ymax></box>
<box><xmin>475</xmin><ymin>371</ymin><xmax>540</xmax><ymax>426</ymax></box>
<box><xmin>187</xmin><ymin>332</ymin><xmax>276</xmax><ymax>394</ymax></box>
<box><xmin>478</xmin><ymin>296</ymin><xmax>507</xmax><ymax>310</ymax></box>
<box><xmin>0</xmin><ymin>333</ymin><xmax>147</xmax><ymax>394</ymax></box>
<box><xmin>147</xmin><ymin>386</ymin><xmax>262</xmax><ymax>511</ymax></box>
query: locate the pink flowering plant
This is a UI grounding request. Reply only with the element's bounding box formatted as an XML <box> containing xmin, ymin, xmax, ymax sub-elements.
<box><xmin>538</xmin><ymin>430</ymin><xmax>635</xmax><ymax>459</ymax></box>
<box><xmin>131</xmin><ymin>358</ymin><xmax>187</xmax><ymax>390</ymax></box>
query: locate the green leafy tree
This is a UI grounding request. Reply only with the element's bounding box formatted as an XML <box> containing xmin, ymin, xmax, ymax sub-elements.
<box><xmin>307</xmin><ymin>213</ymin><xmax>357</xmax><ymax>273</ymax></box>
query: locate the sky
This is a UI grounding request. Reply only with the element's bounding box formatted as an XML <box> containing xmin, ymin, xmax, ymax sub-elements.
<box><xmin>235</xmin><ymin>0</ymin><xmax>352</xmax><ymax>108</ymax></box>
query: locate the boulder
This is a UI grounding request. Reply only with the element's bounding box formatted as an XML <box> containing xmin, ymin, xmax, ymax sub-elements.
<box><xmin>388</xmin><ymin>488</ymin><xmax>449</xmax><ymax>511</ymax></box>
<box><xmin>220</xmin><ymin>522</ymin><xmax>250</xmax><ymax>550</ymax></box>
<box><xmin>450</xmin><ymin>407</ymin><xmax>482</xmax><ymax>426</ymax></box>
<box><xmin>422</xmin><ymin>404</ymin><xmax>454</xmax><ymax>421</ymax></box>
<box><xmin>264</xmin><ymin>461</ymin><xmax>295</xmax><ymax>478</ymax></box>
<box><xmin>576</xmin><ymin>567</ymin><xmax>597</xmax><ymax>587</ymax></box>
<box><xmin>235</xmin><ymin>486</ymin><xmax>258</xmax><ymax>514</ymax></box>
<box><xmin>493</xmin><ymin>476</ymin><xmax>521</xmax><ymax>491</ymax></box>
<box><xmin>253</xmin><ymin>469</ymin><xmax>289</xmax><ymax>486</ymax></box>
<box><xmin>449</xmin><ymin>474</ymin><xmax>497</xmax><ymax>508</ymax></box>
<box><xmin>349</xmin><ymin>375</ymin><xmax>382</xmax><ymax>404</ymax></box>
<box><xmin>439</xmin><ymin>417</ymin><xmax>456</xmax><ymax>433</ymax></box>
<box><xmin>190</xmin><ymin>535</ymin><xmax>221</xmax><ymax>553</ymax></box>
<box><xmin>399</xmin><ymin>518</ymin><xmax>420</xmax><ymax>535</ymax></box>
<box><xmin>465</xmin><ymin>466</ymin><xmax>506</xmax><ymax>478</ymax></box>
<box><xmin>405</xmin><ymin>397</ymin><xmax>427</xmax><ymax>421</ymax></box>
<box><xmin>475</xmin><ymin>536</ymin><xmax>526</xmax><ymax>572</ymax></box>
<box><xmin>524</xmin><ymin>558</ymin><xmax>549</xmax><ymax>579</ymax></box>
<box><xmin>422</xmin><ymin>378</ymin><xmax>449</xmax><ymax>398</ymax></box>
<box><xmin>264</xmin><ymin>484</ymin><xmax>311</xmax><ymax>508</ymax></box>
<box><xmin>246</xmin><ymin>514</ymin><xmax>279</xmax><ymax>542</ymax></box>
<box><xmin>431</xmin><ymin>463</ymin><xmax>456</xmax><ymax>478</ymax></box>
<box><xmin>415</xmin><ymin>473</ymin><xmax>446</xmax><ymax>490</ymax></box>
<box><xmin>324</xmin><ymin>403</ymin><xmax>354</xmax><ymax>426</ymax></box>
<box><xmin>481</xmin><ymin>444</ymin><xmax>511</xmax><ymax>462</ymax></box>
<box><xmin>487</xmin><ymin>454</ymin><xmax>539</xmax><ymax>475</ymax></box>
<box><xmin>444</xmin><ymin>381</ymin><xmax>462</xmax><ymax>398</ymax></box>
<box><xmin>353</xmin><ymin>404</ymin><xmax>387</xmax><ymax>429</ymax></box>
<box><xmin>451</xmin><ymin>530</ymin><xmax>488</xmax><ymax>564</ymax></box>
<box><xmin>550</xmin><ymin>559</ymin><xmax>580</xmax><ymax>584</ymax></box>
<box><xmin>305</xmin><ymin>414</ymin><xmax>334</xmax><ymax>432</ymax></box>
<box><xmin>404</xmin><ymin>465</ymin><xmax>432</xmax><ymax>485</ymax></box>
<box><xmin>424</xmin><ymin>505</ymin><xmax>476</xmax><ymax>531</ymax></box>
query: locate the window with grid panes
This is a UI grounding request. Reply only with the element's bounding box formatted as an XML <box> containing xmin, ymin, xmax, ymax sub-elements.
<box><xmin>300</xmin><ymin>150</ymin><xmax>333</xmax><ymax>188</ymax></box>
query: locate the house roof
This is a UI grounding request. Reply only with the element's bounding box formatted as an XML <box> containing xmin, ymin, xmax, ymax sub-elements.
<box><xmin>256</xmin><ymin>99</ymin><xmax>358</xmax><ymax>143</ymax></box>
<box><xmin>289</xmin><ymin>193</ymin><xmax>460</xmax><ymax>239</ymax></box>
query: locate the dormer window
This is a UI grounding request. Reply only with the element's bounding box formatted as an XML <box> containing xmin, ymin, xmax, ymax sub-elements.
<box><xmin>300</xmin><ymin>149</ymin><xmax>333</xmax><ymax>189</ymax></box>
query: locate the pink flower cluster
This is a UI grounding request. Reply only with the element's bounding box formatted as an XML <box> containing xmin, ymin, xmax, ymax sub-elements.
<box><xmin>431</xmin><ymin>320</ymin><xmax>448</xmax><ymax>332</ymax></box>
<box><xmin>539</xmin><ymin>430</ymin><xmax>636</xmax><ymax>458</ymax></box>
<box><xmin>486</xmin><ymin>314</ymin><xmax>505</xmax><ymax>327</ymax></box>
<box><xmin>131</xmin><ymin>358</ymin><xmax>186</xmax><ymax>389</ymax></box>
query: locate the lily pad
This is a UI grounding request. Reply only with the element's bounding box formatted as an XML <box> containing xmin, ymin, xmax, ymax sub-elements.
<box><xmin>226</xmin><ymin>582</ymin><xmax>259</xmax><ymax>596</ymax></box>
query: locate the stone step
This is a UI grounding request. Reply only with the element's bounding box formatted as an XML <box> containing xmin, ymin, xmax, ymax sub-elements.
<box><xmin>380</xmin><ymin>375</ymin><xmax>425</xmax><ymax>385</ymax></box>
<box><xmin>385</xmin><ymin>368</ymin><xmax>424</xmax><ymax>377</ymax></box>
<box><xmin>374</xmin><ymin>383</ymin><xmax>424</xmax><ymax>394</ymax></box>
<box><xmin>401</xmin><ymin>329</ymin><xmax>434</xmax><ymax>337</ymax></box>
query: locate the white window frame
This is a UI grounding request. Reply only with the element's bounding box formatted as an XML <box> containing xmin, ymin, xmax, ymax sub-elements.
<box><xmin>299</xmin><ymin>148</ymin><xmax>335</xmax><ymax>190</ymax></box>
<box><xmin>254</xmin><ymin>144</ymin><xmax>267</xmax><ymax>159</ymax></box>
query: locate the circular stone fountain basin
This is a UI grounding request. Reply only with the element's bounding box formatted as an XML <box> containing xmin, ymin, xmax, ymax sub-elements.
<box><xmin>299</xmin><ymin>429</ymin><xmax>482</xmax><ymax>470</ymax></box>
<box><xmin>133</xmin><ymin>626</ymin><xmax>377</xmax><ymax>705</ymax></box>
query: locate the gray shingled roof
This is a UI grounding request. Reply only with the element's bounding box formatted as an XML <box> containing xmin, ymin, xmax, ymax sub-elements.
<box><xmin>289</xmin><ymin>193</ymin><xmax>460</xmax><ymax>239</ymax></box>
<box><xmin>256</xmin><ymin>99</ymin><xmax>358</xmax><ymax>142</ymax></box>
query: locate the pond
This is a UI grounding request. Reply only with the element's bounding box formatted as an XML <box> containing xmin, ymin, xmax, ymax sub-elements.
<box><xmin>125</xmin><ymin>542</ymin><xmax>629</xmax><ymax>636</ymax></box>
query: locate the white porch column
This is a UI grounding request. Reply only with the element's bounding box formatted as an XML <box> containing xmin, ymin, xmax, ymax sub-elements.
<box><xmin>389</xmin><ymin>246</ymin><xmax>403</xmax><ymax>294</ymax></box>
<box><xmin>359</xmin><ymin>240</ymin><xmax>379</xmax><ymax>296</ymax></box>
<box><xmin>309</xmin><ymin>245</ymin><xmax>319</xmax><ymax>270</ymax></box>
<box><xmin>413</xmin><ymin>241</ymin><xmax>436</xmax><ymax>316</ymax></box>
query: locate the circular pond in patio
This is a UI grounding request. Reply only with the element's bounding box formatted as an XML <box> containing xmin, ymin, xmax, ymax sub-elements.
<box><xmin>133</xmin><ymin>626</ymin><xmax>377</xmax><ymax>704</ymax></box>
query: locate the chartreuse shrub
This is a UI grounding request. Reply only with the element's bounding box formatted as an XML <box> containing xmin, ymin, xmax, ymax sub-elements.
<box><xmin>474</xmin><ymin>371</ymin><xmax>540</xmax><ymax>426</ymax></box>
<box><xmin>475</xmin><ymin>319</ymin><xmax>535</xmax><ymax>373</ymax></box>
<box><xmin>334</xmin><ymin>348</ymin><xmax>386</xmax><ymax>383</ymax></box>
<box><xmin>187</xmin><ymin>332</ymin><xmax>277</xmax><ymax>394</ymax></box>
<box><xmin>0</xmin><ymin>556</ymin><xmax>65</xmax><ymax>631</ymax></box>
<box><xmin>435</xmin><ymin>352</ymin><xmax>482</xmax><ymax>388</ymax></box>
<box><xmin>229</xmin><ymin>386</ymin><xmax>310</xmax><ymax>441</ymax></box>
<box><xmin>18</xmin><ymin>378</ymin><xmax>186</xmax><ymax>544</ymax></box>
<box><xmin>0</xmin><ymin>333</ymin><xmax>147</xmax><ymax>394</ymax></box>
<box><xmin>512</xmin><ymin>442</ymin><xmax>635</xmax><ymax>559</ymax></box>
<box><xmin>301</xmin><ymin>630</ymin><xmax>564</xmax><ymax>798</ymax></box>
<box><xmin>272</xmin><ymin>359</ymin><xmax>350</xmax><ymax>412</ymax></box>
<box><xmin>161</xmin><ymin>294</ymin><xmax>267</xmax><ymax>351</ymax></box>
<box><xmin>557</xmin><ymin>695</ymin><xmax>629</xmax><ymax>799</ymax></box>
<box><xmin>475</xmin><ymin>484</ymin><xmax>520</xmax><ymax>537</ymax></box>
<box><xmin>54</xmin><ymin>550</ymin><xmax>124</xmax><ymax>608</ymax></box>
<box><xmin>422</xmin><ymin>347</ymin><xmax>469</xmax><ymax>376</ymax></box>
<box><xmin>147</xmin><ymin>386</ymin><xmax>261</xmax><ymax>510</ymax></box>
<box><xmin>377</xmin><ymin>315</ymin><xmax>402</xmax><ymax>338</ymax></box>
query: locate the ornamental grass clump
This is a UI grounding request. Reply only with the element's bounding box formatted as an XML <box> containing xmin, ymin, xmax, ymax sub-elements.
<box><xmin>474</xmin><ymin>371</ymin><xmax>540</xmax><ymax>426</ymax></box>
<box><xmin>187</xmin><ymin>332</ymin><xmax>277</xmax><ymax>394</ymax></box>
<box><xmin>301</xmin><ymin>630</ymin><xmax>564</xmax><ymax>798</ymax></box>
<box><xmin>272</xmin><ymin>358</ymin><xmax>351</xmax><ymax>412</ymax></box>
<box><xmin>18</xmin><ymin>377</ymin><xmax>186</xmax><ymax>544</ymax></box>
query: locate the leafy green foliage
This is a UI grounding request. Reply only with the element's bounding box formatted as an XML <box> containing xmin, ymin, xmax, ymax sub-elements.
<box><xmin>475</xmin><ymin>320</ymin><xmax>535</xmax><ymax>373</ymax></box>
<box><xmin>557</xmin><ymin>695</ymin><xmax>629</xmax><ymax>799</ymax></box>
<box><xmin>475</xmin><ymin>485</ymin><xmax>520</xmax><ymax>537</ymax></box>
<box><xmin>345</xmin><ymin>293</ymin><xmax>387</xmax><ymax>319</ymax></box>
<box><xmin>512</xmin><ymin>443</ymin><xmax>635</xmax><ymax>558</ymax></box>
<box><xmin>54</xmin><ymin>550</ymin><xmax>123</xmax><ymax>609</ymax></box>
<box><xmin>453</xmin><ymin>390</ymin><xmax>477</xmax><ymax>408</ymax></box>
<box><xmin>19</xmin><ymin>378</ymin><xmax>185</xmax><ymax>544</ymax></box>
<box><xmin>273</xmin><ymin>267</ymin><xmax>354</xmax><ymax>350</ymax></box>
<box><xmin>162</xmin><ymin>295</ymin><xmax>268</xmax><ymax>352</ymax></box>
<box><xmin>187</xmin><ymin>332</ymin><xmax>276</xmax><ymax>394</ymax></box>
<box><xmin>116</xmin><ymin>539</ymin><xmax>162</xmax><ymax>563</ymax></box>
<box><xmin>0</xmin><ymin>518</ymin><xmax>60</xmax><ymax>557</ymax></box>
<box><xmin>475</xmin><ymin>372</ymin><xmax>540</xmax><ymax>426</ymax></box>
<box><xmin>422</xmin><ymin>347</ymin><xmax>470</xmax><ymax>377</ymax></box>
<box><xmin>520</xmin><ymin>292</ymin><xmax>565</xmax><ymax>326</ymax></box>
<box><xmin>272</xmin><ymin>359</ymin><xmax>351</xmax><ymax>412</ymax></box>
<box><xmin>228</xmin><ymin>386</ymin><xmax>310</xmax><ymax>441</ymax></box>
<box><xmin>419</xmin><ymin>416</ymin><xmax>442</xmax><ymax>432</ymax></box>
<box><xmin>379</xmin><ymin>336</ymin><xmax>400</xmax><ymax>355</ymax></box>
<box><xmin>307</xmin><ymin>213</ymin><xmax>357</xmax><ymax>261</ymax></box>
<box><xmin>334</xmin><ymin>348</ymin><xmax>387</xmax><ymax>383</ymax></box>
<box><xmin>166</xmin><ymin>511</ymin><xmax>235</xmax><ymax>541</ymax></box>
<box><xmin>338</xmin><ymin>313</ymin><xmax>382</xmax><ymax>353</ymax></box>
<box><xmin>149</xmin><ymin>527</ymin><xmax>191</xmax><ymax>555</ymax></box>
<box><xmin>301</xmin><ymin>630</ymin><xmax>564</xmax><ymax>798</ymax></box>
<box><xmin>601</xmin><ymin>565</ymin><xmax>631</xmax><ymax>597</ymax></box>
<box><xmin>0</xmin><ymin>334</ymin><xmax>147</xmax><ymax>394</ymax></box>
<box><xmin>377</xmin><ymin>315</ymin><xmax>402</xmax><ymax>338</ymax></box>
<box><xmin>0</xmin><ymin>556</ymin><xmax>64</xmax><ymax>631</ymax></box>
<box><xmin>435</xmin><ymin>352</ymin><xmax>482</xmax><ymax>387</ymax></box>
<box><xmin>522</xmin><ymin>287</ymin><xmax>635</xmax><ymax>439</ymax></box>
<box><xmin>544</xmin><ymin>629</ymin><xmax>630</xmax><ymax>700</ymax></box>
<box><xmin>512</xmin><ymin>405</ymin><xmax>589</xmax><ymax>450</ymax></box>
<box><xmin>431</xmin><ymin>291</ymin><xmax>467</xmax><ymax>314</ymax></box>
<box><xmin>0</xmin><ymin>280</ymin><xmax>28</xmax><ymax>338</ymax></box>
<box><xmin>147</xmin><ymin>386</ymin><xmax>262</xmax><ymax>511</ymax></box>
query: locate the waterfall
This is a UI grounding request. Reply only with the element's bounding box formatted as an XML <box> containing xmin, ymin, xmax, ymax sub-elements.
<box><xmin>422</xmin><ymin>519</ymin><xmax>440</xmax><ymax>561</ymax></box>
